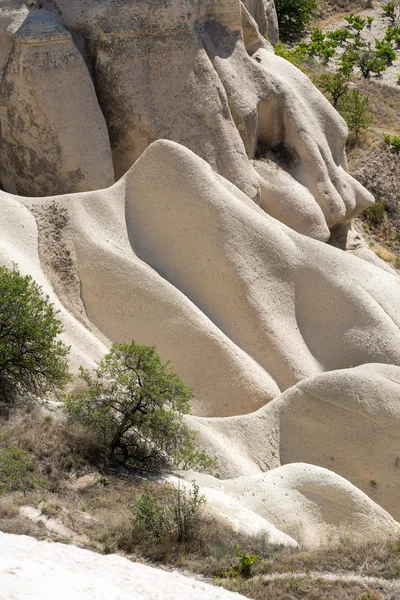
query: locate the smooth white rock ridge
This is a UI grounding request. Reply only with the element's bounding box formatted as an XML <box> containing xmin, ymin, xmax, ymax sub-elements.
<box><xmin>0</xmin><ymin>533</ymin><xmax>245</xmax><ymax>600</ymax></box>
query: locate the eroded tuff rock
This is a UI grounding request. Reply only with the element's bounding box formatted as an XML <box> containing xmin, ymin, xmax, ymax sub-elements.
<box><xmin>0</xmin><ymin>533</ymin><xmax>246</xmax><ymax>600</ymax></box>
<box><xmin>0</xmin><ymin>0</ymin><xmax>372</xmax><ymax>239</ymax></box>
<box><xmin>0</xmin><ymin>0</ymin><xmax>399</xmax><ymax>550</ymax></box>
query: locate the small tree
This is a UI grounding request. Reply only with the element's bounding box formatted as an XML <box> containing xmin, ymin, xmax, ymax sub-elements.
<box><xmin>64</xmin><ymin>341</ymin><xmax>213</xmax><ymax>471</ymax></box>
<box><xmin>0</xmin><ymin>265</ymin><xmax>70</xmax><ymax>404</ymax></box>
<box><xmin>316</xmin><ymin>71</ymin><xmax>349</xmax><ymax>107</ymax></box>
<box><xmin>341</xmin><ymin>90</ymin><xmax>373</xmax><ymax>140</ymax></box>
<box><xmin>357</xmin><ymin>48</ymin><xmax>387</xmax><ymax>78</ymax></box>
<box><xmin>275</xmin><ymin>0</ymin><xmax>316</xmax><ymax>39</ymax></box>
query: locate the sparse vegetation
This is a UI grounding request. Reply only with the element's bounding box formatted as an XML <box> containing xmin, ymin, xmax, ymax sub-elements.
<box><xmin>0</xmin><ymin>265</ymin><xmax>70</xmax><ymax>406</ymax></box>
<box><xmin>340</xmin><ymin>89</ymin><xmax>373</xmax><ymax>139</ymax></box>
<box><xmin>0</xmin><ymin>447</ymin><xmax>45</xmax><ymax>496</ymax></box>
<box><xmin>382</xmin><ymin>1</ymin><xmax>398</xmax><ymax>22</ymax></box>
<box><xmin>131</xmin><ymin>481</ymin><xmax>205</xmax><ymax>544</ymax></box>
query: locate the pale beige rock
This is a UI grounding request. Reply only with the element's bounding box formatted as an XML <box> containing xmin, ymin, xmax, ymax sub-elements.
<box><xmin>15</xmin><ymin>140</ymin><xmax>400</xmax><ymax>418</ymax></box>
<box><xmin>191</xmin><ymin>363</ymin><xmax>400</xmax><ymax>520</ymax></box>
<box><xmin>242</xmin><ymin>0</ymin><xmax>279</xmax><ymax>43</ymax></box>
<box><xmin>0</xmin><ymin>191</ymin><xmax>107</xmax><ymax>373</ymax></box>
<box><xmin>177</xmin><ymin>464</ymin><xmax>400</xmax><ymax>547</ymax></box>
<box><xmin>0</xmin><ymin>3</ymin><xmax>114</xmax><ymax>196</ymax></box>
<box><xmin>222</xmin><ymin>464</ymin><xmax>400</xmax><ymax>547</ymax></box>
<box><xmin>0</xmin><ymin>0</ymin><xmax>374</xmax><ymax>240</ymax></box>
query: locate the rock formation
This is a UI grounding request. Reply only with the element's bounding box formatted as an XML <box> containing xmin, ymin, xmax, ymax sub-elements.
<box><xmin>0</xmin><ymin>533</ymin><xmax>246</xmax><ymax>600</ymax></box>
<box><xmin>0</xmin><ymin>0</ymin><xmax>399</xmax><ymax>549</ymax></box>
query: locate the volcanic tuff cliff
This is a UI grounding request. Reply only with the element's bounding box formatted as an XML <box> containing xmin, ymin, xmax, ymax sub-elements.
<box><xmin>0</xmin><ymin>0</ymin><xmax>399</xmax><ymax>548</ymax></box>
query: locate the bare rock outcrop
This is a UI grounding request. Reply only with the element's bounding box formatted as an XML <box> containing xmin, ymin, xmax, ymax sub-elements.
<box><xmin>0</xmin><ymin>0</ymin><xmax>373</xmax><ymax>238</ymax></box>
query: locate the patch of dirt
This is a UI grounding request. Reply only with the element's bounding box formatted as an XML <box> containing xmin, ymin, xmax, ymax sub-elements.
<box><xmin>316</xmin><ymin>0</ymin><xmax>381</xmax><ymax>26</ymax></box>
<box><xmin>30</xmin><ymin>201</ymin><xmax>90</xmax><ymax>327</ymax></box>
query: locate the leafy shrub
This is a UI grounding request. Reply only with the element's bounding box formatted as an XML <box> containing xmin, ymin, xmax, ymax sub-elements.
<box><xmin>273</xmin><ymin>41</ymin><xmax>308</xmax><ymax>68</ymax></box>
<box><xmin>344</xmin><ymin>13</ymin><xmax>366</xmax><ymax>34</ymax></box>
<box><xmin>0</xmin><ymin>265</ymin><xmax>70</xmax><ymax>405</ymax></box>
<box><xmin>367</xmin><ymin>17</ymin><xmax>374</xmax><ymax>28</ymax></box>
<box><xmin>275</xmin><ymin>0</ymin><xmax>316</xmax><ymax>39</ymax></box>
<box><xmin>327</xmin><ymin>27</ymin><xmax>353</xmax><ymax>45</ymax></box>
<box><xmin>307</xmin><ymin>29</ymin><xmax>337</xmax><ymax>60</ymax></box>
<box><xmin>0</xmin><ymin>447</ymin><xmax>45</xmax><ymax>495</ymax></box>
<box><xmin>375</xmin><ymin>39</ymin><xmax>397</xmax><ymax>62</ymax></box>
<box><xmin>64</xmin><ymin>340</ymin><xmax>213</xmax><ymax>472</ymax></box>
<box><xmin>131</xmin><ymin>481</ymin><xmax>206</xmax><ymax>543</ymax></box>
<box><xmin>227</xmin><ymin>545</ymin><xmax>260</xmax><ymax>579</ymax></box>
<box><xmin>357</xmin><ymin>48</ymin><xmax>387</xmax><ymax>78</ymax></box>
<box><xmin>338</xmin><ymin>46</ymin><xmax>360</xmax><ymax>76</ymax></box>
<box><xmin>316</xmin><ymin>71</ymin><xmax>349</xmax><ymax>106</ymax></box>
<box><xmin>340</xmin><ymin>90</ymin><xmax>373</xmax><ymax>139</ymax></box>
<box><xmin>384</xmin><ymin>133</ymin><xmax>400</xmax><ymax>152</ymax></box>
<box><xmin>365</xmin><ymin>201</ymin><xmax>387</xmax><ymax>225</ymax></box>
<box><xmin>384</xmin><ymin>25</ymin><xmax>400</xmax><ymax>45</ymax></box>
<box><xmin>382</xmin><ymin>1</ymin><xmax>398</xmax><ymax>21</ymax></box>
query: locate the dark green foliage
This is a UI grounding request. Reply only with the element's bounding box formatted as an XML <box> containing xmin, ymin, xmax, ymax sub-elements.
<box><xmin>365</xmin><ymin>201</ymin><xmax>387</xmax><ymax>225</ymax></box>
<box><xmin>64</xmin><ymin>341</ymin><xmax>213</xmax><ymax>472</ymax></box>
<box><xmin>275</xmin><ymin>0</ymin><xmax>316</xmax><ymax>38</ymax></box>
<box><xmin>341</xmin><ymin>90</ymin><xmax>373</xmax><ymax>139</ymax></box>
<box><xmin>0</xmin><ymin>265</ymin><xmax>70</xmax><ymax>404</ymax></box>
<box><xmin>131</xmin><ymin>481</ymin><xmax>206</xmax><ymax>543</ymax></box>
<box><xmin>338</xmin><ymin>46</ymin><xmax>360</xmax><ymax>76</ymax></box>
<box><xmin>357</xmin><ymin>48</ymin><xmax>387</xmax><ymax>77</ymax></box>
<box><xmin>0</xmin><ymin>447</ymin><xmax>46</xmax><ymax>495</ymax></box>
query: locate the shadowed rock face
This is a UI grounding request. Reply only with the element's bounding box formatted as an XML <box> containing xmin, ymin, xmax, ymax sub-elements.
<box><xmin>0</xmin><ymin>0</ymin><xmax>372</xmax><ymax>237</ymax></box>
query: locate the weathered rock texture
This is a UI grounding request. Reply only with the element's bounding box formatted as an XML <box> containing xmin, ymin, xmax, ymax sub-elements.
<box><xmin>0</xmin><ymin>0</ymin><xmax>399</xmax><ymax>550</ymax></box>
<box><xmin>0</xmin><ymin>0</ymin><xmax>373</xmax><ymax>237</ymax></box>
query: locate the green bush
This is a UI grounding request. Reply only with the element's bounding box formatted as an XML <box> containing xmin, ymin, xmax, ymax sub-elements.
<box><xmin>64</xmin><ymin>340</ymin><xmax>213</xmax><ymax>472</ymax></box>
<box><xmin>384</xmin><ymin>25</ymin><xmax>400</xmax><ymax>45</ymax></box>
<box><xmin>275</xmin><ymin>0</ymin><xmax>316</xmax><ymax>39</ymax></box>
<box><xmin>327</xmin><ymin>28</ymin><xmax>353</xmax><ymax>45</ymax></box>
<box><xmin>357</xmin><ymin>48</ymin><xmax>387</xmax><ymax>78</ymax></box>
<box><xmin>316</xmin><ymin>71</ymin><xmax>349</xmax><ymax>107</ymax></box>
<box><xmin>273</xmin><ymin>41</ymin><xmax>308</xmax><ymax>68</ymax></box>
<box><xmin>344</xmin><ymin>13</ymin><xmax>366</xmax><ymax>34</ymax></box>
<box><xmin>383</xmin><ymin>133</ymin><xmax>400</xmax><ymax>152</ymax></box>
<box><xmin>0</xmin><ymin>265</ymin><xmax>70</xmax><ymax>405</ymax></box>
<box><xmin>0</xmin><ymin>447</ymin><xmax>45</xmax><ymax>495</ymax></box>
<box><xmin>375</xmin><ymin>39</ymin><xmax>397</xmax><ymax>62</ymax></box>
<box><xmin>341</xmin><ymin>90</ymin><xmax>373</xmax><ymax>139</ymax></box>
<box><xmin>232</xmin><ymin>545</ymin><xmax>260</xmax><ymax>578</ymax></box>
<box><xmin>382</xmin><ymin>1</ymin><xmax>398</xmax><ymax>21</ymax></box>
<box><xmin>365</xmin><ymin>201</ymin><xmax>387</xmax><ymax>225</ymax></box>
<box><xmin>131</xmin><ymin>481</ymin><xmax>206</xmax><ymax>543</ymax></box>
